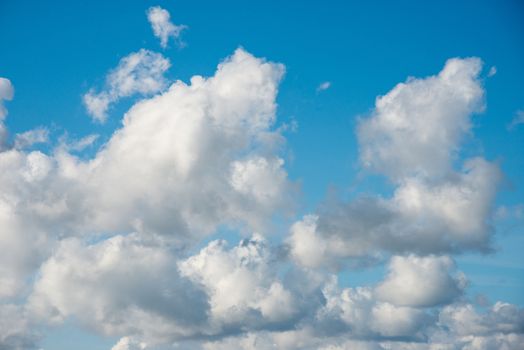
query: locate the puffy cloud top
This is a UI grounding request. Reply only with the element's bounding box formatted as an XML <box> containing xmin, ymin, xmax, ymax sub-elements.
<box><xmin>358</xmin><ymin>57</ymin><xmax>484</xmax><ymax>181</ymax></box>
<box><xmin>147</xmin><ymin>6</ymin><xmax>187</xmax><ymax>49</ymax></box>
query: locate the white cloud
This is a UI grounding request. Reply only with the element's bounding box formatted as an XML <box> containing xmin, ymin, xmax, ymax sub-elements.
<box><xmin>83</xmin><ymin>49</ymin><xmax>171</xmax><ymax>122</ymax></box>
<box><xmin>357</xmin><ymin>57</ymin><xmax>484</xmax><ymax>181</ymax></box>
<box><xmin>287</xmin><ymin>215</ymin><xmax>328</xmax><ymax>268</ymax></box>
<box><xmin>318</xmin><ymin>278</ymin><xmax>432</xmax><ymax>339</ymax></box>
<box><xmin>0</xmin><ymin>49</ymin><xmax>293</xmax><ymax>345</ymax></box>
<box><xmin>439</xmin><ymin>302</ymin><xmax>524</xmax><ymax>337</ymax></box>
<box><xmin>0</xmin><ymin>150</ymin><xmax>55</xmax><ymax>298</ymax></box>
<box><xmin>375</xmin><ymin>255</ymin><xmax>467</xmax><ymax>307</ymax></box>
<box><xmin>288</xmin><ymin>59</ymin><xmax>501</xmax><ymax>268</ymax></box>
<box><xmin>78</xmin><ymin>48</ymin><xmax>290</xmax><ymax>238</ymax></box>
<box><xmin>29</xmin><ymin>234</ymin><xmax>210</xmax><ymax>343</ymax></box>
<box><xmin>13</xmin><ymin>128</ymin><xmax>49</xmax><ymax>149</ymax></box>
<box><xmin>147</xmin><ymin>6</ymin><xmax>187</xmax><ymax>49</ymax></box>
<box><xmin>317</xmin><ymin>81</ymin><xmax>331</xmax><ymax>92</ymax></box>
<box><xmin>0</xmin><ymin>49</ymin><xmax>521</xmax><ymax>350</ymax></box>
<box><xmin>179</xmin><ymin>234</ymin><xmax>299</xmax><ymax>330</ymax></box>
<box><xmin>288</xmin><ymin>157</ymin><xmax>501</xmax><ymax>267</ymax></box>
<box><xmin>488</xmin><ymin>66</ymin><xmax>497</xmax><ymax>77</ymax></box>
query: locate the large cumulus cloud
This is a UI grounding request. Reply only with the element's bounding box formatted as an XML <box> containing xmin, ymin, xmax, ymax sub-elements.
<box><xmin>0</xmin><ymin>48</ymin><xmax>521</xmax><ymax>350</ymax></box>
<box><xmin>288</xmin><ymin>58</ymin><xmax>501</xmax><ymax>269</ymax></box>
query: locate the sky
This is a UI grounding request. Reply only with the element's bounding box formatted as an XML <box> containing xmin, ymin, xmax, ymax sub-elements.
<box><xmin>0</xmin><ymin>1</ymin><xmax>524</xmax><ymax>349</ymax></box>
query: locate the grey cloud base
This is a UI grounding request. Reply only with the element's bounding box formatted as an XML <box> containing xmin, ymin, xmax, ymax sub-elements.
<box><xmin>0</xmin><ymin>50</ymin><xmax>522</xmax><ymax>350</ymax></box>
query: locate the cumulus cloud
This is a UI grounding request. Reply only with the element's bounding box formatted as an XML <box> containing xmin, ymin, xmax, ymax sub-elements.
<box><xmin>358</xmin><ymin>57</ymin><xmax>484</xmax><ymax>181</ymax></box>
<box><xmin>439</xmin><ymin>302</ymin><xmax>524</xmax><ymax>337</ymax></box>
<box><xmin>29</xmin><ymin>234</ymin><xmax>210</xmax><ymax>343</ymax></box>
<box><xmin>180</xmin><ymin>234</ymin><xmax>300</xmax><ymax>331</ymax></box>
<box><xmin>147</xmin><ymin>6</ymin><xmax>187</xmax><ymax>49</ymax></box>
<box><xmin>199</xmin><ymin>295</ymin><xmax>524</xmax><ymax>350</ymax></box>
<box><xmin>0</xmin><ymin>49</ymin><xmax>301</xmax><ymax>348</ymax></box>
<box><xmin>375</xmin><ymin>255</ymin><xmax>467</xmax><ymax>307</ymax></box>
<box><xmin>83</xmin><ymin>49</ymin><xmax>171</xmax><ymax>122</ymax></box>
<box><xmin>0</xmin><ymin>150</ymin><xmax>55</xmax><ymax>298</ymax></box>
<box><xmin>289</xmin><ymin>157</ymin><xmax>501</xmax><ymax>266</ymax></box>
<box><xmin>317</xmin><ymin>278</ymin><xmax>432</xmax><ymax>340</ymax></box>
<box><xmin>288</xmin><ymin>58</ymin><xmax>501</xmax><ymax>268</ymax></box>
<box><xmin>0</xmin><ymin>49</ymin><xmax>520</xmax><ymax>350</ymax></box>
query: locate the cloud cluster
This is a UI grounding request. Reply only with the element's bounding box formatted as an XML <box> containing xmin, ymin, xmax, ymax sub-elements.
<box><xmin>375</xmin><ymin>255</ymin><xmax>467</xmax><ymax>307</ymax></box>
<box><xmin>288</xmin><ymin>58</ymin><xmax>501</xmax><ymax>269</ymax></box>
<box><xmin>147</xmin><ymin>6</ymin><xmax>187</xmax><ymax>49</ymax></box>
<box><xmin>0</xmin><ymin>47</ymin><xmax>522</xmax><ymax>350</ymax></box>
<box><xmin>29</xmin><ymin>234</ymin><xmax>210</xmax><ymax>343</ymax></box>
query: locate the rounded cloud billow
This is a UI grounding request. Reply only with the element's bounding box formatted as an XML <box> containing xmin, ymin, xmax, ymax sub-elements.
<box><xmin>0</xmin><ymin>6</ymin><xmax>523</xmax><ymax>349</ymax></box>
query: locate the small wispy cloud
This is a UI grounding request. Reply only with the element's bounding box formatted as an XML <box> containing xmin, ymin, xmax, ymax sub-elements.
<box><xmin>14</xmin><ymin>128</ymin><xmax>49</xmax><ymax>150</ymax></box>
<box><xmin>147</xmin><ymin>6</ymin><xmax>187</xmax><ymax>49</ymax></box>
<box><xmin>316</xmin><ymin>81</ymin><xmax>331</xmax><ymax>93</ymax></box>
<box><xmin>83</xmin><ymin>49</ymin><xmax>171</xmax><ymax>122</ymax></box>
<box><xmin>488</xmin><ymin>66</ymin><xmax>497</xmax><ymax>77</ymax></box>
<box><xmin>507</xmin><ymin>110</ymin><xmax>524</xmax><ymax>131</ymax></box>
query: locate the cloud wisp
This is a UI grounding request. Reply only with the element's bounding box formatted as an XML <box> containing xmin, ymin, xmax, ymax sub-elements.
<box><xmin>147</xmin><ymin>6</ymin><xmax>187</xmax><ymax>49</ymax></box>
<box><xmin>83</xmin><ymin>49</ymin><xmax>171</xmax><ymax>122</ymax></box>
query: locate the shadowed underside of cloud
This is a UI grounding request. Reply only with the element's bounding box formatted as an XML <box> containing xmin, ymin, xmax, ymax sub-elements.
<box><xmin>0</xmin><ymin>49</ymin><xmax>522</xmax><ymax>350</ymax></box>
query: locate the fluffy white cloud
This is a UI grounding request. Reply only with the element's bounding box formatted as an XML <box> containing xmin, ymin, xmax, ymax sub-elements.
<box><xmin>0</xmin><ymin>48</ymin><xmax>289</xmax><ymax>263</ymax></box>
<box><xmin>179</xmin><ymin>234</ymin><xmax>299</xmax><ymax>330</ymax></box>
<box><xmin>29</xmin><ymin>234</ymin><xmax>210</xmax><ymax>343</ymax></box>
<box><xmin>375</xmin><ymin>255</ymin><xmax>467</xmax><ymax>307</ymax></box>
<box><xmin>287</xmin><ymin>215</ymin><xmax>329</xmax><ymax>268</ymax></box>
<box><xmin>357</xmin><ymin>57</ymin><xmax>484</xmax><ymax>181</ymax></box>
<box><xmin>318</xmin><ymin>278</ymin><xmax>432</xmax><ymax>340</ymax></box>
<box><xmin>78</xmin><ymin>48</ymin><xmax>290</xmax><ymax>239</ymax></box>
<box><xmin>83</xmin><ymin>49</ymin><xmax>171</xmax><ymax>122</ymax></box>
<box><xmin>1</xmin><ymin>49</ymin><xmax>520</xmax><ymax>350</ymax></box>
<box><xmin>0</xmin><ymin>49</ymin><xmax>294</xmax><ymax>347</ymax></box>
<box><xmin>0</xmin><ymin>150</ymin><xmax>56</xmax><ymax>298</ymax></box>
<box><xmin>200</xmin><ymin>297</ymin><xmax>524</xmax><ymax>350</ymax></box>
<box><xmin>289</xmin><ymin>157</ymin><xmax>500</xmax><ymax>266</ymax></box>
<box><xmin>288</xmin><ymin>58</ymin><xmax>501</xmax><ymax>268</ymax></box>
<box><xmin>147</xmin><ymin>6</ymin><xmax>187</xmax><ymax>49</ymax></box>
<box><xmin>439</xmin><ymin>302</ymin><xmax>524</xmax><ymax>337</ymax></box>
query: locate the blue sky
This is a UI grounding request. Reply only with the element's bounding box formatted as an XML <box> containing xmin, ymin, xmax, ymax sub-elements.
<box><xmin>1</xmin><ymin>1</ymin><xmax>523</xmax><ymax>349</ymax></box>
